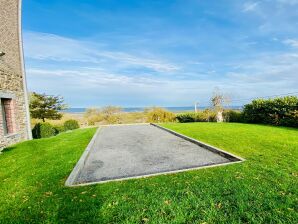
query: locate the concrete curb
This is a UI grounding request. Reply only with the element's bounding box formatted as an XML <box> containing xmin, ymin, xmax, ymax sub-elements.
<box><xmin>65</xmin><ymin>127</ymin><xmax>101</xmax><ymax>186</ymax></box>
<box><xmin>150</xmin><ymin>123</ymin><xmax>245</xmax><ymax>162</ymax></box>
<box><xmin>67</xmin><ymin>160</ymin><xmax>244</xmax><ymax>187</ymax></box>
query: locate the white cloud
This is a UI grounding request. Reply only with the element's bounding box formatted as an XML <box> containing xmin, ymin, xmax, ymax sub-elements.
<box><xmin>26</xmin><ymin>48</ymin><xmax>298</xmax><ymax>107</ymax></box>
<box><xmin>277</xmin><ymin>0</ymin><xmax>298</xmax><ymax>5</ymax></box>
<box><xmin>23</xmin><ymin>29</ymin><xmax>298</xmax><ymax>107</ymax></box>
<box><xmin>26</xmin><ymin>68</ymin><xmax>162</xmax><ymax>87</ymax></box>
<box><xmin>283</xmin><ymin>39</ymin><xmax>298</xmax><ymax>48</ymax></box>
<box><xmin>23</xmin><ymin>31</ymin><xmax>179</xmax><ymax>73</ymax></box>
<box><xmin>226</xmin><ymin>52</ymin><xmax>298</xmax><ymax>89</ymax></box>
<box><xmin>93</xmin><ymin>51</ymin><xmax>179</xmax><ymax>72</ymax></box>
<box><xmin>24</xmin><ymin>32</ymin><xmax>94</xmax><ymax>62</ymax></box>
<box><xmin>242</xmin><ymin>2</ymin><xmax>260</xmax><ymax>12</ymax></box>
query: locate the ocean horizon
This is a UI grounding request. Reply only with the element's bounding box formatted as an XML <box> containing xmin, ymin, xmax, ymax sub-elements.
<box><xmin>64</xmin><ymin>106</ymin><xmax>243</xmax><ymax>113</ymax></box>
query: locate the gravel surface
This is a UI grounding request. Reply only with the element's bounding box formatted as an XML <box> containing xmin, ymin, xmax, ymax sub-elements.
<box><xmin>75</xmin><ymin>124</ymin><xmax>231</xmax><ymax>183</ymax></box>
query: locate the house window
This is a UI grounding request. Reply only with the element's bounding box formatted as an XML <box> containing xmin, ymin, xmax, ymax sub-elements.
<box><xmin>1</xmin><ymin>98</ymin><xmax>15</xmax><ymax>135</ymax></box>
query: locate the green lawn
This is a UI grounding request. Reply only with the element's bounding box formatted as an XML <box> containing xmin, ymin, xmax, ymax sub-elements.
<box><xmin>0</xmin><ymin>123</ymin><xmax>297</xmax><ymax>223</ymax></box>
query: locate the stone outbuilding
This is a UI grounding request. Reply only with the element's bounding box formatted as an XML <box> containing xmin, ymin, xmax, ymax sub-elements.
<box><xmin>0</xmin><ymin>0</ymin><xmax>32</xmax><ymax>149</ymax></box>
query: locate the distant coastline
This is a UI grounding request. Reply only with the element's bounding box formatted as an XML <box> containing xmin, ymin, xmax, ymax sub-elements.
<box><xmin>64</xmin><ymin>106</ymin><xmax>243</xmax><ymax>114</ymax></box>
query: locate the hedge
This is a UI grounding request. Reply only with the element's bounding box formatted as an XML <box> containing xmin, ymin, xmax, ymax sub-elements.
<box><xmin>223</xmin><ymin>110</ymin><xmax>244</xmax><ymax>123</ymax></box>
<box><xmin>176</xmin><ymin>110</ymin><xmax>216</xmax><ymax>123</ymax></box>
<box><xmin>242</xmin><ymin>96</ymin><xmax>298</xmax><ymax>127</ymax></box>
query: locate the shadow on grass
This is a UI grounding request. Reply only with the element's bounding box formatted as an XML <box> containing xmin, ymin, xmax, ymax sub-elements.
<box><xmin>1</xmin><ymin>146</ymin><xmax>16</xmax><ymax>153</ymax></box>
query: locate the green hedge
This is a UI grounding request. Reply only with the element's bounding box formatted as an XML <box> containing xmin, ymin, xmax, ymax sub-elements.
<box><xmin>223</xmin><ymin>110</ymin><xmax>244</xmax><ymax>123</ymax></box>
<box><xmin>176</xmin><ymin>113</ymin><xmax>196</xmax><ymax>123</ymax></box>
<box><xmin>63</xmin><ymin>119</ymin><xmax>80</xmax><ymax>131</ymax></box>
<box><xmin>243</xmin><ymin>96</ymin><xmax>298</xmax><ymax>127</ymax></box>
<box><xmin>32</xmin><ymin>122</ymin><xmax>56</xmax><ymax>139</ymax></box>
<box><xmin>176</xmin><ymin>110</ymin><xmax>216</xmax><ymax>123</ymax></box>
<box><xmin>32</xmin><ymin>120</ymin><xmax>80</xmax><ymax>139</ymax></box>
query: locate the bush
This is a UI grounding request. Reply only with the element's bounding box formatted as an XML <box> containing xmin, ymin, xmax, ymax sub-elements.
<box><xmin>53</xmin><ymin>125</ymin><xmax>65</xmax><ymax>134</ymax></box>
<box><xmin>279</xmin><ymin>110</ymin><xmax>298</xmax><ymax>127</ymax></box>
<box><xmin>198</xmin><ymin>110</ymin><xmax>217</xmax><ymax>122</ymax></box>
<box><xmin>243</xmin><ymin>96</ymin><xmax>298</xmax><ymax>127</ymax></box>
<box><xmin>63</xmin><ymin>119</ymin><xmax>80</xmax><ymax>131</ymax></box>
<box><xmin>86</xmin><ymin>114</ymin><xmax>103</xmax><ymax>125</ymax></box>
<box><xmin>176</xmin><ymin>113</ymin><xmax>196</xmax><ymax>123</ymax></box>
<box><xmin>146</xmin><ymin>107</ymin><xmax>176</xmax><ymax>123</ymax></box>
<box><xmin>223</xmin><ymin>110</ymin><xmax>244</xmax><ymax>122</ymax></box>
<box><xmin>32</xmin><ymin>122</ymin><xmax>56</xmax><ymax>139</ymax></box>
<box><xmin>176</xmin><ymin>110</ymin><xmax>216</xmax><ymax>123</ymax></box>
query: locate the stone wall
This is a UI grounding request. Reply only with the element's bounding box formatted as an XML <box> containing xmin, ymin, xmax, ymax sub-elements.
<box><xmin>0</xmin><ymin>0</ymin><xmax>31</xmax><ymax>149</ymax></box>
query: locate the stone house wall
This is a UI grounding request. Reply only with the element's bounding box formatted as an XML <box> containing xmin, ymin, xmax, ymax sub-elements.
<box><xmin>0</xmin><ymin>0</ymin><xmax>32</xmax><ymax>149</ymax></box>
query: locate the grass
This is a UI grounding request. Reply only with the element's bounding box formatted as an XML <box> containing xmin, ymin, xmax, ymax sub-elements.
<box><xmin>0</xmin><ymin>123</ymin><xmax>297</xmax><ymax>223</ymax></box>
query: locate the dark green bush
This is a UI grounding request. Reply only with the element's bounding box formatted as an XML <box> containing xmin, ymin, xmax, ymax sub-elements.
<box><xmin>223</xmin><ymin>110</ymin><xmax>244</xmax><ymax>122</ymax></box>
<box><xmin>176</xmin><ymin>110</ymin><xmax>216</xmax><ymax>123</ymax></box>
<box><xmin>53</xmin><ymin>125</ymin><xmax>65</xmax><ymax>135</ymax></box>
<box><xmin>176</xmin><ymin>113</ymin><xmax>196</xmax><ymax>122</ymax></box>
<box><xmin>63</xmin><ymin>119</ymin><xmax>80</xmax><ymax>131</ymax></box>
<box><xmin>243</xmin><ymin>96</ymin><xmax>298</xmax><ymax>127</ymax></box>
<box><xmin>32</xmin><ymin>122</ymin><xmax>56</xmax><ymax>139</ymax></box>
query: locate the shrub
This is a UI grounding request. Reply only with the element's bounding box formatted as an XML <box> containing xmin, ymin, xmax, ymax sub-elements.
<box><xmin>176</xmin><ymin>113</ymin><xmax>196</xmax><ymax>123</ymax></box>
<box><xmin>86</xmin><ymin>114</ymin><xmax>103</xmax><ymax>125</ymax></box>
<box><xmin>198</xmin><ymin>109</ymin><xmax>217</xmax><ymax>122</ymax></box>
<box><xmin>223</xmin><ymin>110</ymin><xmax>244</xmax><ymax>123</ymax></box>
<box><xmin>53</xmin><ymin>125</ymin><xmax>65</xmax><ymax>134</ymax></box>
<box><xmin>32</xmin><ymin>122</ymin><xmax>56</xmax><ymax>139</ymax></box>
<box><xmin>243</xmin><ymin>96</ymin><xmax>298</xmax><ymax>127</ymax></box>
<box><xmin>176</xmin><ymin>110</ymin><xmax>216</xmax><ymax>123</ymax></box>
<box><xmin>64</xmin><ymin>119</ymin><xmax>80</xmax><ymax>131</ymax></box>
<box><xmin>279</xmin><ymin>110</ymin><xmax>298</xmax><ymax>127</ymax></box>
<box><xmin>84</xmin><ymin>108</ymin><xmax>104</xmax><ymax>125</ymax></box>
<box><xmin>146</xmin><ymin>107</ymin><xmax>176</xmax><ymax>123</ymax></box>
<box><xmin>101</xmin><ymin>106</ymin><xmax>122</xmax><ymax>124</ymax></box>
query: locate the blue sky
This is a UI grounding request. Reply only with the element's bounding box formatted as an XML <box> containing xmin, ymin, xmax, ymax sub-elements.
<box><xmin>23</xmin><ymin>0</ymin><xmax>298</xmax><ymax>107</ymax></box>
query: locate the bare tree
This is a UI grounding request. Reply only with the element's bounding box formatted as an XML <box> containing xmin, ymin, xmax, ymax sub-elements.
<box><xmin>211</xmin><ymin>88</ymin><xmax>230</xmax><ymax>122</ymax></box>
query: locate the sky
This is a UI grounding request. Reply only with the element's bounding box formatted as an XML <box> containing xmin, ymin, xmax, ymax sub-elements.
<box><xmin>22</xmin><ymin>0</ymin><xmax>298</xmax><ymax>107</ymax></box>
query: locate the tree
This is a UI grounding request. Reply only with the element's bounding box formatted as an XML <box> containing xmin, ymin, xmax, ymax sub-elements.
<box><xmin>29</xmin><ymin>92</ymin><xmax>67</xmax><ymax>122</ymax></box>
<box><xmin>211</xmin><ymin>88</ymin><xmax>230</xmax><ymax>122</ymax></box>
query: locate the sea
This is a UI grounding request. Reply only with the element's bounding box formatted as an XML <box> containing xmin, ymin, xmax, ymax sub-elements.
<box><xmin>64</xmin><ymin>106</ymin><xmax>243</xmax><ymax>114</ymax></box>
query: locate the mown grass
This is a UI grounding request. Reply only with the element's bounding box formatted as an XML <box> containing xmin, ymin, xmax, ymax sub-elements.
<box><xmin>0</xmin><ymin>123</ymin><xmax>297</xmax><ymax>223</ymax></box>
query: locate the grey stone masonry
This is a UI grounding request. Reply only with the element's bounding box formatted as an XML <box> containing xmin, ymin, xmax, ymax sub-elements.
<box><xmin>0</xmin><ymin>0</ymin><xmax>32</xmax><ymax>149</ymax></box>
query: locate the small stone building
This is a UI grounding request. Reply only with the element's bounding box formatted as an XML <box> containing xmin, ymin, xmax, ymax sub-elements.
<box><xmin>0</xmin><ymin>0</ymin><xmax>32</xmax><ymax>149</ymax></box>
